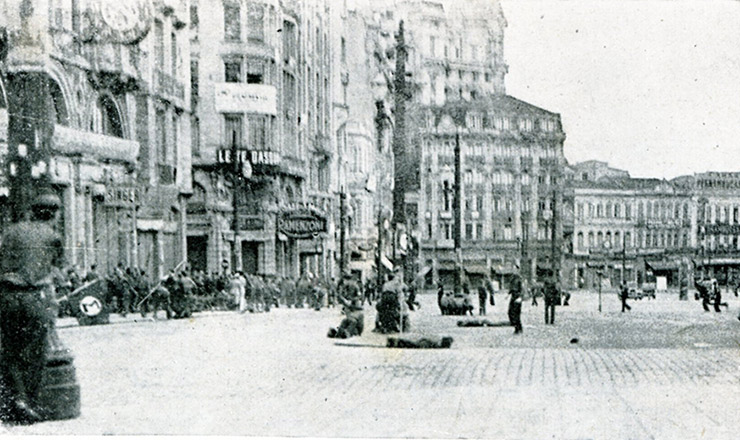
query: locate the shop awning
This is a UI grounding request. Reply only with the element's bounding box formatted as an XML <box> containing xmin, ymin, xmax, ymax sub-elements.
<box><xmin>491</xmin><ymin>264</ymin><xmax>518</xmax><ymax>275</ymax></box>
<box><xmin>464</xmin><ymin>265</ymin><xmax>489</xmax><ymax>275</ymax></box>
<box><xmin>694</xmin><ymin>257</ymin><xmax>740</xmax><ymax>266</ymax></box>
<box><xmin>646</xmin><ymin>261</ymin><xmax>679</xmax><ymax>272</ymax></box>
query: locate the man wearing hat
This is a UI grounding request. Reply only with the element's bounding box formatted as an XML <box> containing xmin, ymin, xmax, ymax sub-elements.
<box><xmin>0</xmin><ymin>188</ymin><xmax>65</xmax><ymax>423</ymax></box>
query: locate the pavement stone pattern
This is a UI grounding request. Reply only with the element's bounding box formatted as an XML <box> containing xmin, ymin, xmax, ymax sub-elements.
<box><xmin>3</xmin><ymin>290</ymin><xmax>740</xmax><ymax>438</ymax></box>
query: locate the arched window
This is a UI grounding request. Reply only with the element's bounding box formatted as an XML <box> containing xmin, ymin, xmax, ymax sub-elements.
<box><xmin>625</xmin><ymin>231</ymin><xmax>632</xmax><ymax>248</ymax></box>
<box><xmin>605</xmin><ymin>231</ymin><xmax>612</xmax><ymax>246</ymax></box>
<box><xmin>95</xmin><ymin>95</ymin><xmax>123</xmax><ymax>138</ymax></box>
<box><xmin>614</xmin><ymin>231</ymin><xmax>621</xmax><ymax>247</ymax></box>
<box><xmin>597</xmin><ymin>231</ymin><xmax>603</xmax><ymax>247</ymax></box>
<box><xmin>577</xmin><ymin>232</ymin><xmax>584</xmax><ymax>250</ymax></box>
<box><xmin>588</xmin><ymin>232</ymin><xmax>594</xmax><ymax>248</ymax></box>
<box><xmin>49</xmin><ymin>80</ymin><xmax>69</xmax><ymax>125</ymax></box>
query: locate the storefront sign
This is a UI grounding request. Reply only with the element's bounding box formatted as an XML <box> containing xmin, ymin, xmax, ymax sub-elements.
<box><xmin>217</xmin><ymin>149</ymin><xmax>282</xmax><ymax>167</ymax></box>
<box><xmin>106</xmin><ymin>186</ymin><xmax>141</xmax><ymax>207</ymax></box>
<box><xmin>705</xmin><ymin>224</ymin><xmax>740</xmax><ymax>235</ymax></box>
<box><xmin>238</xmin><ymin>215</ymin><xmax>265</xmax><ymax>231</ymax></box>
<box><xmin>214</xmin><ymin>83</ymin><xmax>277</xmax><ymax>115</ymax></box>
<box><xmin>278</xmin><ymin>209</ymin><xmax>327</xmax><ymax>239</ymax></box>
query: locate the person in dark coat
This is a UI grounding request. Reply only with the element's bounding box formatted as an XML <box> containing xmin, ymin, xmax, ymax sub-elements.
<box><xmin>437</xmin><ymin>282</ymin><xmax>445</xmax><ymax>313</ymax></box>
<box><xmin>508</xmin><ymin>276</ymin><xmax>523</xmax><ymax>334</ymax></box>
<box><xmin>620</xmin><ymin>282</ymin><xmax>632</xmax><ymax>312</ymax></box>
<box><xmin>477</xmin><ymin>285</ymin><xmax>488</xmax><ymax>315</ymax></box>
<box><xmin>0</xmin><ymin>190</ymin><xmax>65</xmax><ymax>423</ymax></box>
<box><xmin>544</xmin><ymin>279</ymin><xmax>560</xmax><ymax>325</ymax></box>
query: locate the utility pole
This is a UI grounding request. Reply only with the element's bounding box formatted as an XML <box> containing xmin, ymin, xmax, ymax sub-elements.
<box><xmin>392</xmin><ymin>20</ymin><xmax>409</xmax><ymax>279</ymax></box>
<box><xmin>230</xmin><ymin>131</ymin><xmax>240</xmax><ymax>273</ymax></box>
<box><xmin>550</xmin><ymin>188</ymin><xmax>558</xmax><ymax>282</ymax></box>
<box><xmin>621</xmin><ymin>233</ymin><xmax>627</xmax><ymax>284</ymax></box>
<box><xmin>339</xmin><ymin>189</ymin><xmax>347</xmax><ymax>276</ymax></box>
<box><xmin>454</xmin><ymin>132</ymin><xmax>462</xmax><ymax>295</ymax></box>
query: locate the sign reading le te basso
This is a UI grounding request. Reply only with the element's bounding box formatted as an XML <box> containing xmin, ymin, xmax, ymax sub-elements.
<box><xmin>278</xmin><ymin>210</ymin><xmax>327</xmax><ymax>239</ymax></box>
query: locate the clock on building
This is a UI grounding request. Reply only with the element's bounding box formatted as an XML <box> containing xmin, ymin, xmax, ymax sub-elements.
<box><xmin>82</xmin><ymin>0</ymin><xmax>153</xmax><ymax>45</ymax></box>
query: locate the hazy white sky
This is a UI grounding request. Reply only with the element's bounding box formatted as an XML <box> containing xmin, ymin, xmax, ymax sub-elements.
<box><xmin>502</xmin><ymin>0</ymin><xmax>740</xmax><ymax>178</ymax></box>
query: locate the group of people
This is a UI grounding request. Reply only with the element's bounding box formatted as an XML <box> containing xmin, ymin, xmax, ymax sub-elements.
<box><xmin>436</xmin><ymin>274</ymin><xmax>566</xmax><ymax>333</ymax></box>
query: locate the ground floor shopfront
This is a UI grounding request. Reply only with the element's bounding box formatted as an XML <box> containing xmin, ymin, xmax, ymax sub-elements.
<box><xmin>566</xmin><ymin>252</ymin><xmax>695</xmax><ymax>290</ymax></box>
<box><xmin>48</xmin><ymin>145</ymin><xmax>187</xmax><ymax>279</ymax></box>
<box><xmin>419</xmin><ymin>241</ymin><xmax>558</xmax><ymax>291</ymax></box>
<box><xmin>187</xmin><ymin>170</ymin><xmax>334</xmax><ymax>279</ymax></box>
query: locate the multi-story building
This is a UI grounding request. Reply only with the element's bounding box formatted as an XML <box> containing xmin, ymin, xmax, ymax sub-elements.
<box><xmin>1</xmin><ymin>0</ymin><xmax>192</xmax><ymax>279</ymax></box>
<box><xmin>417</xmin><ymin>97</ymin><xmax>566</xmax><ymax>288</ymax></box>
<box><xmin>567</xmin><ymin>166</ymin><xmax>695</xmax><ymax>289</ymax></box>
<box><xmin>188</xmin><ymin>0</ymin><xmax>336</xmax><ymax>278</ymax></box>
<box><xmin>673</xmin><ymin>172</ymin><xmax>740</xmax><ymax>285</ymax></box>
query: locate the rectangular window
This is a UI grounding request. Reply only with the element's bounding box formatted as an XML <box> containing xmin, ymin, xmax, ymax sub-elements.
<box><xmin>191</xmin><ymin>116</ymin><xmax>200</xmax><ymax>157</ymax></box>
<box><xmin>190</xmin><ymin>2</ymin><xmax>199</xmax><ymax>29</ymax></box>
<box><xmin>172</xmin><ymin>113</ymin><xmax>178</xmax><ymax>159</ymax></box>
<box><xmin>247</xmin><ymin>114</ymin><xmax>270</xmax><ymax>150</ymax></box>
<box><xmin>341</xmin><ymin>38</ymin><xmax>346</xmax><ymax>62</ymax></box>
<box><xmin>247</xmin><ymin>3</ymin><xmax>264</xmax><ymax>41</ymax></box>
<box><xmin>155</xmin><ymin>21</ymin><xmax>164</xmax><ymax>67</ymax></box>
<box><xmin>476</xmin><ymin>224</ymin><xmax>483</xmax><ymax>240</ymax></box>
<box><xmin>246</xmin><ymin>58</ymin><xmax>265</xmax><ymax>84</ymax></box>
<box><xmin>156</xmin><ymin>109</ymin><xmax>167</xmax><ymax>163</ymax></box>
<box><xmin>283</xmin><ymin>20</ymin><xmax>296</xmax><ymax>63</ymax></box>
<box><xmin>282</xmin><ymin>72</ymin><xmax>296</xmax><ymax>155</ymax></box>
<box><xmin>476</xmin><ymin>195</ymin><xmax>483</xmax><ymax>212</ymax></box>
<box><xmin>190</xmin><ymin>60</ymin><xmax>199</xmax><ymax>102</ymax></box>
<box><xmin>224</xmin><ymin>1</ymin><xmax>241</xmax><ymax>41</ymax></box>
<box><xmin>224</xmin><ymin>58</ymin><xmax>242</xmax><ymax>82</ymax></box>
<box><xmin>224</xmin><ymin>114</ymin><xmax>243</xmax><ymax>148</ymax></box>
<box><xmin>465</xmin><ymin>223</ymin><xmax>473</xmax><ymax>240</ymax></box>
<box><xmin>171</xmin><ymin>32</ymin><xmax>177</xmax><ymax>76</ymax></box>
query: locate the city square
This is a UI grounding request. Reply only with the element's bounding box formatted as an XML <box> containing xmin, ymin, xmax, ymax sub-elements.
<box><xmin>3</xmin><ymin>290</ymin><xmax>740</xmax><ymax>438</ymax></box>
<box><xmin>1</xmin><ymin>0</ymin><xmax>740</xmax><ymax>436</ymax></box>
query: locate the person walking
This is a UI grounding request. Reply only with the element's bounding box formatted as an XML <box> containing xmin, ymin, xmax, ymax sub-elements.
<box><xmin>544</xmin><ymin>278</ymin><xmax>560</xmax><ymax>325</ymax></box>
<box><xmin>620</xmin><ymin>282</ymin><xmax>632</xmax><ymax>312</ymax></box>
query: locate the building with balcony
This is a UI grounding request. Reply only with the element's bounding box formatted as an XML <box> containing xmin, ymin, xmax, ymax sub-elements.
<box><xmin>188</xmin><ymin>0</ymin><xmax>336</xmax><ymax>278</ymax></box>
<box><xmin>1</xmin><ymin>0</ymin><xmax>192</xmax><ymax>278</ymax></box>
<box><xmin>672</xmin><ymin>171</ymin><xmax>740</xmax><ymax>285</ymax></box>
<box><xmin>416</xmin><ymin>96</ymin><xmax>566</xmax><ymax>289</ymax></box>
<box><xmin>566</xmin><ymin>163</ymin><xmax>695</xmax><ymax>290</ymax></box>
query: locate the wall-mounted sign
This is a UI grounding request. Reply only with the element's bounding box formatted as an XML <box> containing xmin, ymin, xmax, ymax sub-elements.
<box><xmin>106</xmin><ymin>186</ymin><xmax>141</xmax><ymax>207</ymax></box>
<box><xmin>238</xmin><ymin>215</ymin><xmax>265</xmax><ymax>231</ymax></box>
<box><xmin>217</xmin><ymin>149</ymin><xmax>281</xmax><ymax>168</ymax></box>
<box><xmin>81</xmin><ymin>0</ymin><xmax>153</xmax><ymax>45</ymax></box>
<box><xmin>705</xmin><ymin>224</ymin><xmax>740</xmax><ymax>235</ymax></box>
<box><xmin>278</xmin><ymin>209</ymin><xmax>327</xmax><ymax>239</ymax></box>
<box><xmin>214</xmin><ymin>83</ymin><xmax>277</xmax><ymax>115</ymax></box>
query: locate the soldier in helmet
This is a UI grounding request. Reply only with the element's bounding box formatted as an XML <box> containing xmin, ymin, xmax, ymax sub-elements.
<box><xmin>0</xmin><ymin>188</ymin><xmax>65</xmax><ymax>423</ymax></box>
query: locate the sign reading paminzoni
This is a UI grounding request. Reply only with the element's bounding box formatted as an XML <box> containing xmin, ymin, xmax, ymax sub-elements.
<box><xmin>278</xmin><ymin>209</ymin><xmax>327</xmax><ymax>239</ymax></box>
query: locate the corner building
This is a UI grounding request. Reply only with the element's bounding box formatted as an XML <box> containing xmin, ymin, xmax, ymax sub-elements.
<box><xmin>188</xmin><ymin>0</ymin><xmax>336</xmax><ymax>277</ymax></box>
<box><xmin>416</xmin><ymin>97</ymin><xmax>566</xmax><ymax>288</ymax></box>
<box><xmin>1</xmin><ymin>0</ymin><xmax>192</xmax><ymax>279</ymax></box>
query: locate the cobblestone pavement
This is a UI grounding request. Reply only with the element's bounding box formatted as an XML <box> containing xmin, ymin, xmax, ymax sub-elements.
<box><xmin>3</xmin><ymin>290</ymin><xmax>740</xmax><ymax>438</ymax></box>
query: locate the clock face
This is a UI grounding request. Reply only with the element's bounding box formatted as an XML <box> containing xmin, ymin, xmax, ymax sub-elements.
<box><xmin>101</xmin><ymin>2</ymin><xmax>140</xmax><ymax>32</ymax></box>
